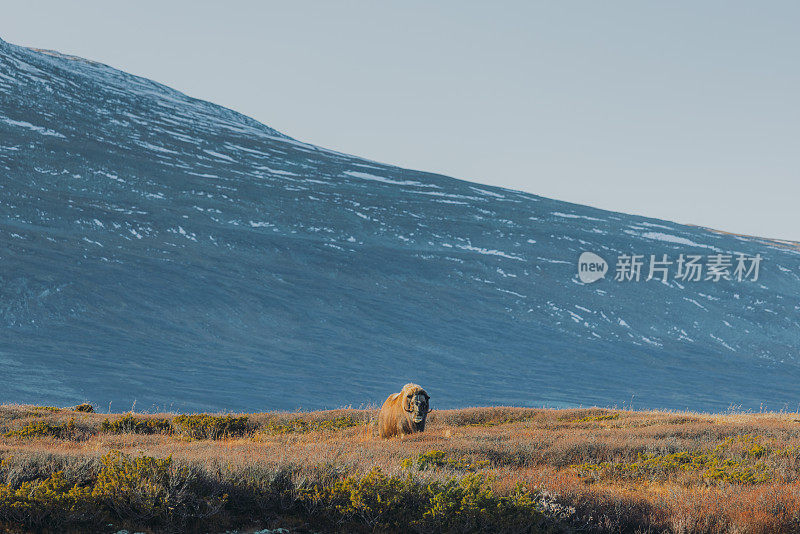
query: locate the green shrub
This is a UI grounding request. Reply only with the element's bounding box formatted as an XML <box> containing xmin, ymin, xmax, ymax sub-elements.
<box><xmin>423</xmin><ymin>474</ymin><xmax>542</xmax><ymax>533</ymax></box>
<box><xmin>0</xmin><ymin>452</ymin><xmax>546</xmax><ymax>533</ymax></box>
<box><xmin>0</xmin><ymin>471</ymin><xmax>98</xmax><ymax>529</ymax></box>
<box><xmin>561</xmin><ymin>412</ymin><xmax>620</xmax><ymax>423</ymax></box>
<box><xmin>299</xmin><ymin>468</ymin><xmax>421</xmax><ymax>530</ymax></box>
<box><xmin>572</xmin><ymin>436</ymin><xmax>773</xmax><ymax>484</ymax></box>
<box><xmin>298</xmin><ymin>468</ymin><xmax>545</xmax><ymax>533</ymax></box>
<box><xmin>73</xmin><ymin>404</ymin><xmax>95</xmax><ymax>413</ymax></box>
<box><xmin>0</xmin><ymin>451</ymin><xmax>227</xmax><ymax>532</ymax></box>
<box><xmin>30</xmin><ymin>406</ymin><xmax>61</xmax><ymax>413</ymax></box>
<box><xmin>259</xmin><ymin>415</ymin><xmax>363</xmax><ymax>435</ymax></box>
<box><xmin>92</xmin><ymin>450</ymin><xmax>226</xmax><ymax>525</ymax></box>
<box><xmin>577</xmin><ymin>413</ymin><xmax>620</xmax><ymax>422</ymax></box>
<box><xmin>402</xmin><ymin>450</ymin><xmax>489</xmax><ymax>472</ymax></box>
<box><xmin>100</xmin><ymin>414</ymin><xmax>172</xmax><ymax>435</ymax></box>
<box><xmin>173</xmin><ymin>414</ymin><xmax>250</xmax><ymax>439</ymax></box>
<box><xmin>442</xmin><ymin>409</ymin><xmax>540</xmax><ymax>427</ymax></box>
<box><xmin>4</xmin><ymin>419</ymin><xmax>76</xmax><ymax>439</ymax></box>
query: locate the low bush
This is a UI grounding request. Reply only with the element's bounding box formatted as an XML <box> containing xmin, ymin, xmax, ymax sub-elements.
<box><xmin>437</xmin><ymin>408</ymin><xmax>541</xmax><ymax>428</ymax></box>
<box><xmin>4</xmin><ymin>419</ymin><xmax>76</xmax><ymax>439</ymax></box>
<box><xmin>576</xmin><ymin>413</ymin><xmax>620</xmax><ymax>422</ymax></box>
<box><xmin>92</xmin><ymin>450</ymin><xmax>226</xmax><ymax>526</ymax></box>
<box><xmin>100</xmin><ymin>414</ymin><xmax>172</xmax><ymax>435</ymax></box>
<box><xmin>572</xmin><ymin>435</ymin><xmax>773</xmax><ymax>484</ymax></box>
<box><xmin>0</xmin><ymin>453</ymin><xmax>548</xmax><ymax>533</ymax></box>
<box><xmin>298</xmin><ymin>468</ymin><xmax>546</xmax><ymax>533</ymax></box>
<box><xmin>30</xmin><ymin>406</ymin><xmax>61</xmax><ymax>413</ymax></box>
<box><xmin>402</xmin><ymin>450</ymin><xmax>489</xmax><ymax>472</ymax></box>
<box><xmin>560</xmin><ymin>412</ymin><xmax>620</xmax><ymax>423</ymax></box>
<box><xmin>259</xmin><ymin>415</ymin><xmax>363</xmax><ymax>435</ymax></box>
<box><xmin>173</xmin><ymin>414</ymin><xmax>250</xmax><ymax>439</ymax></box>
<box><xmin>0</xmin><ymin>471</ymin><xmax>98</xmax><ymax>529</ymax></box>
<box><xmin>0</xmin><ymin>450</ymin><xmax>226</xmax><ymax>532</ymax></box>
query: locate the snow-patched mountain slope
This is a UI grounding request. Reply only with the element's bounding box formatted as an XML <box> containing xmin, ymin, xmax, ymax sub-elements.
<box><xmin>1</xmin><ymin>38</ymin><xmax>799</xmax><ymax>412</ymax></box>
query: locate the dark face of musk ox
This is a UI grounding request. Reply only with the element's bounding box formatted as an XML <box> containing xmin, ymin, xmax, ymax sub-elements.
<box><xmin>406</xmin><ymin>392</ymin><xmax>430</xmax><ymax>426</ymax></box>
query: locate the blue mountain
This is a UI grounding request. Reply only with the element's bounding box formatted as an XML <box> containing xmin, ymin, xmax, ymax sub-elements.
<box><xmin>2</xmin><ymin>38</ymin><xmax>799</xmax><ymax>413</ymax></box>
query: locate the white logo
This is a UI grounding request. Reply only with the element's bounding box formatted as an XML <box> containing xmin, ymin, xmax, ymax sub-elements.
<box><xmin>578</xmin><ymin>252</ymin><xmax>608</xmax><ymax>284</ymax></box>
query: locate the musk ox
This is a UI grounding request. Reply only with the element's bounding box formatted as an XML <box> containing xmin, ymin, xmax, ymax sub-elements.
<box><xmin>378</xmin><ymin>383</ymin><xmax>431</xmax><ymax>438</ymax></box>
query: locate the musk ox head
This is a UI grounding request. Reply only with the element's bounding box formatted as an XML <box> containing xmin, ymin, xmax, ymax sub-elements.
<box><xmin>402</xmin><ymin>383</ymin><xmax>431</xmax><ymax>426</ymax></box>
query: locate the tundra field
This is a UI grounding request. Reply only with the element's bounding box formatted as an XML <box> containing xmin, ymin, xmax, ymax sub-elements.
<box><xmin>2</xmin><ymin>405</ymin><xmax>800</xmax><ymax>533</ymax></box>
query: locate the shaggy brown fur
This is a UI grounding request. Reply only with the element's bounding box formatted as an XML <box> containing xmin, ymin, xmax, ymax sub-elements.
<box><xmin>378</xmin><ymin>383</ymin><xmax>431</xmax><ymax>439</ymax></box>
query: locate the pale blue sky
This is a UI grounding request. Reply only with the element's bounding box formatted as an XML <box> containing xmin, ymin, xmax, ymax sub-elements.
<box><xmin>4</xmin><ymin>1</ymin><xmax>799</xmax><ymax>239</ymax></box>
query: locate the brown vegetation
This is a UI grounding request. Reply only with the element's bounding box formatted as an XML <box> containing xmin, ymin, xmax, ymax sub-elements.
<box><xmin>2</xmin><ymin>405</ymin><xmax>800</xmax><ymax>532</ymax></box>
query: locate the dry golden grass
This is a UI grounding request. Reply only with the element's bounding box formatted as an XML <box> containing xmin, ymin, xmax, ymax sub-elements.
<box><xmin>3</xmin><ymin>404</ymin><xmax>800</xmax><ymax>532</ymax></box>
